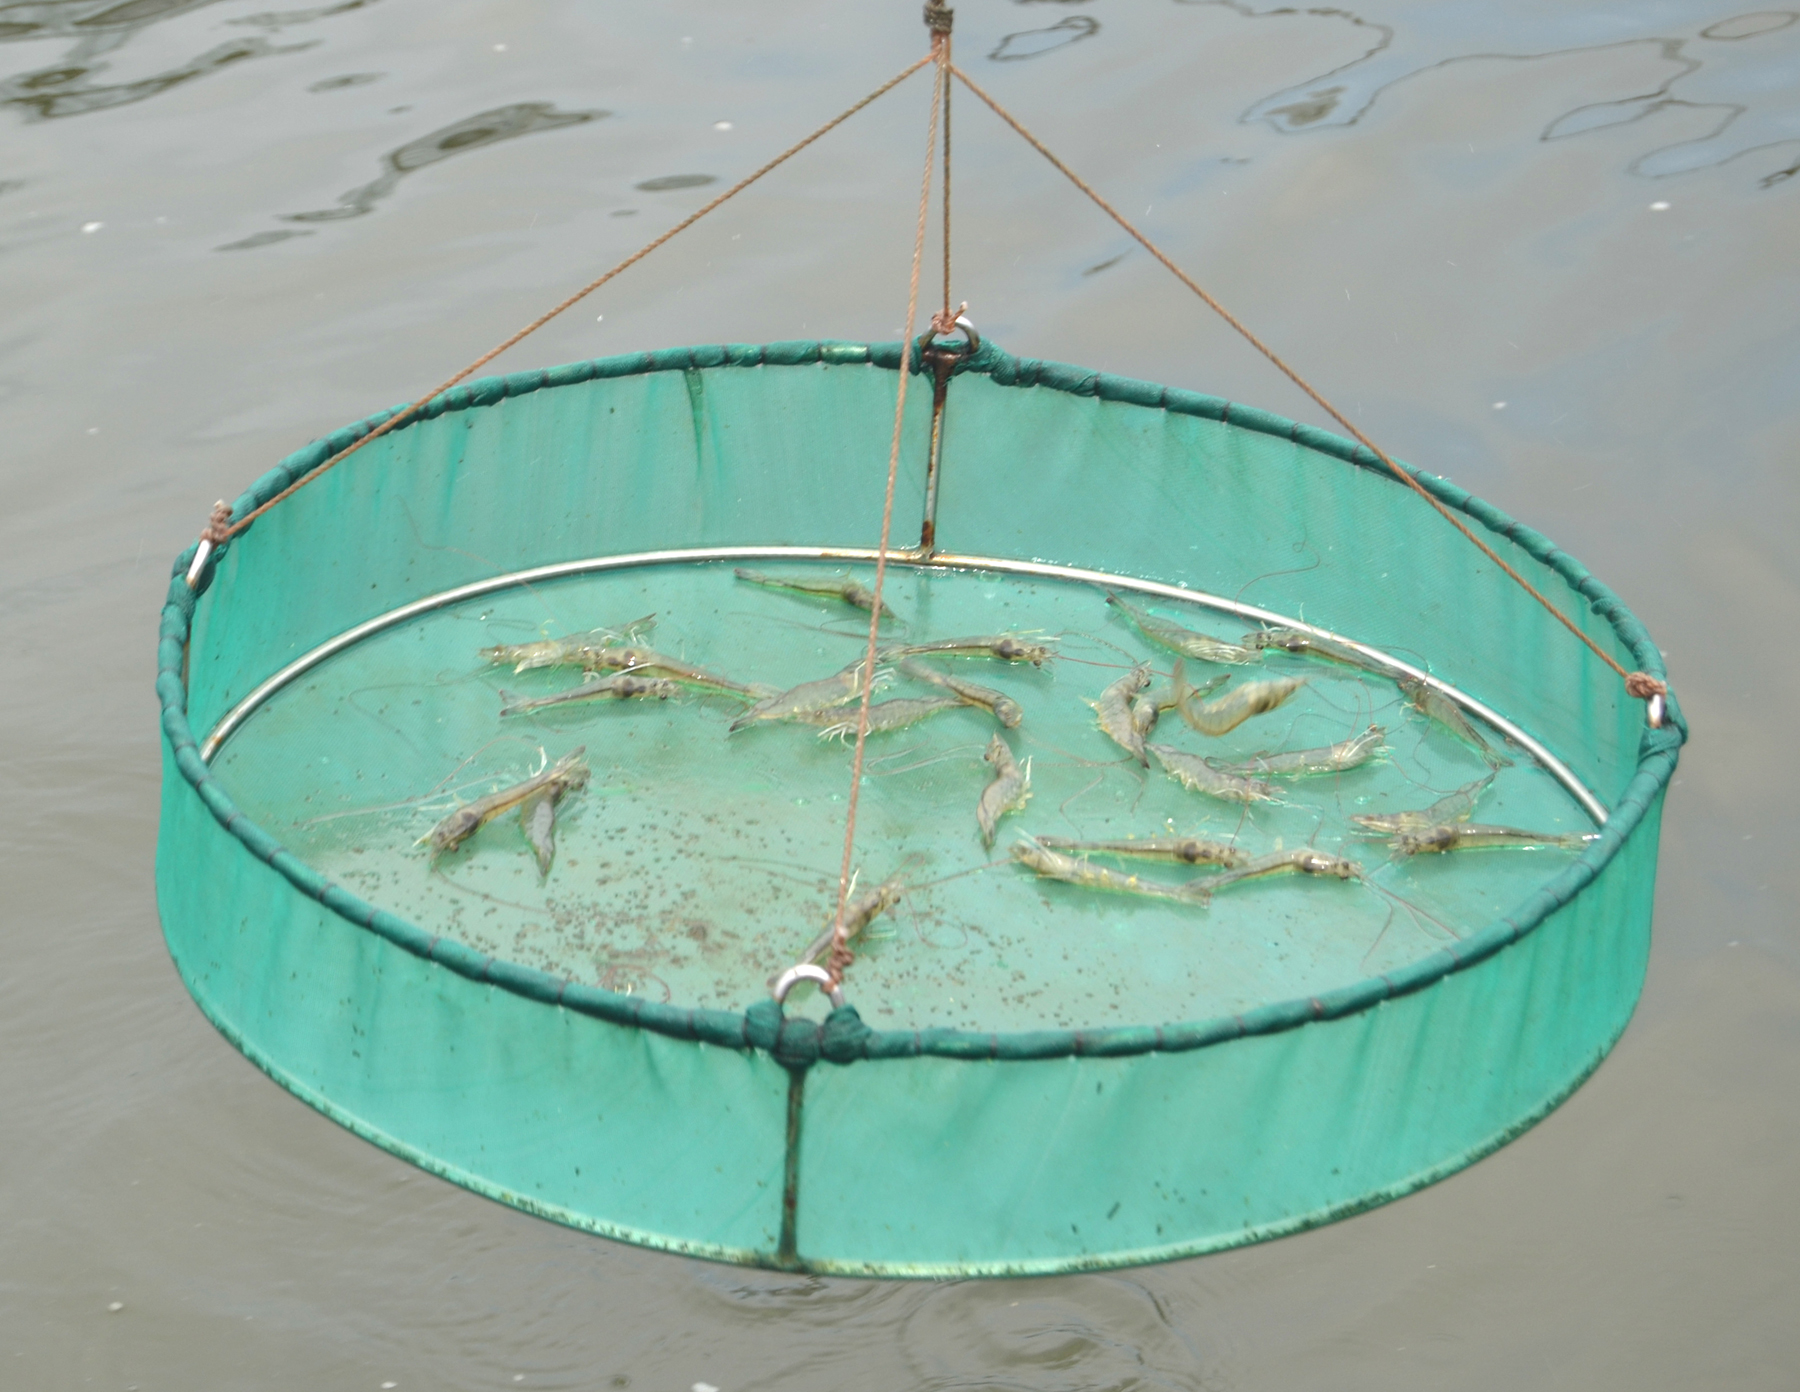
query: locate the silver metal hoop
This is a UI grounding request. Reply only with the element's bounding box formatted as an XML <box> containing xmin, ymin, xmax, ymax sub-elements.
<box><xmin>771</xmin><ymin>963</ymin><xmax>845</xmax><ymax>1009</ymax></box>
<box><xmin>184</xmin><ymin>539</ymin><xmax>214</xmax><ymax>589</ymax></box>
<box><xmin>916</xmin><ymin>312</ymin><xmax>980</xmax><ymax>358</ymax></box>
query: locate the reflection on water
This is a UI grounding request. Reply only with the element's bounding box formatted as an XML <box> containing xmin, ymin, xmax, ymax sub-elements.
<box><xmin>0</xmin><ymin>34</ymin><xmax>305</xmax><ymax>119</ymax></box>
<box><xmin>1702</xmin><ymin>10</ymin><xmax>1796</xmax><ymax>38</ymax></box>
<box><xmin>306</xmin><ymin>69</ymin><xmax>379</xmax><ymax>91</ymax></box>
<box><xmin>1214</xmin><ymin>0</ymin><xmax>1800</xmax><ymax>187</ymax></box>
<box><xmin>635</xmin><ymin>172</ymin><xmax>715</xmax><ymax>191</ymax></box>
<box><xmin>0</xmin><ymin>0</ymin><xmax>350</xmax><ymax>122</ymax></box>
<box><xmin>900</xmin><ymin>1277</ymin><xmax>1208</xmax><ymax>1390</ymax></box>
<box><xmin>990</xmin><ymin>14</ymin><xmax>1098</xmax><ymax>62</ymax></box>
<box><xmin>0</xmin><ymin>0</ymin><xmax>1786</xmax><ymax>1384</ymax></box>
<box><xmin>216</xmin><ymin>99</ymin><xmax>605</xmax><ymax>249</ymax></box>
<box><xmin>277</xmin><ymin>101</ymin><xmax>606</xmax><ymax>223</ymax></box>
<box><xmin>230</xmin><ymin>0</ymin><xmax>374</xmax><ymax>27</ymax></box>
<box><xmin>0</xmin><ymin>0</ymin><xmax>230</xmax><ymax>42</ymax></box>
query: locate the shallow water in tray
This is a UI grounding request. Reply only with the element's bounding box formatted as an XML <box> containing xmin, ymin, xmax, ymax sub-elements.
<box><xmin>216</xmin><ymin>560</ymin><xmax>1591</xmax><ymax>1031</ymax></box>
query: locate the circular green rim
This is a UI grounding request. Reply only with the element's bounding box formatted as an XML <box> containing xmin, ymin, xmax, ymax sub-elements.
<box><xmin>156</xmin><ymin>338</ymin><xmax>1687</xmax><ymax>1068</ymax></box>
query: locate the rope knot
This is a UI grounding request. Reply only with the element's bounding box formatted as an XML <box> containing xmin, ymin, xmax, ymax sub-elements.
<box><xmin>1624</xmin><ymin>671</ymin><xmax>1667</xmax><ymax>701</ymax></box>
<box><xmin>924</xmin><ymin>0</ymin><xmax>953</xmax><ymax>36</ymax></box>
<box><xmin>201</xmin><ymin>499</ymin><xmax>233</xmax><ymax>545</ymax></box>
<box><xmin>929</xmin><ymin>301</ymin><xmax>968</xmax><ymax>339</ymax></box>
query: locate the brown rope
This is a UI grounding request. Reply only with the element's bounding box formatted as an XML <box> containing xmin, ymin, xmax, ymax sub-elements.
<box><xmin>826</xmin><ymin>40</ymin><xmax>947</xmax><ymax>989</ymax></box>
<box><xmin>223</xmin><ymin>53</ymin><xmax>934</xmax><ymax>541</ymax></box>
<box><xmin>940</xmin><ymin>22</ymin><xmax>953</xmax><ymax>325</ymax></box>
<box><xmin>950</xmin><ymin>63</ymin><xmax>1668</xmax><ymax>708</ymax></box>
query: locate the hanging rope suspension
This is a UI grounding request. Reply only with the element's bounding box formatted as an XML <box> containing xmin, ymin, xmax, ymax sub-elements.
<box><xmin>822</xmin><ymin>19</ymin><xmax>950</xmax><ymax>992</ymax></box>
<box><xmin>949</xmin><ymin>63</ymin><xmax>1668</xmax><ymax>727</ymax></box>
<box><xmin>193</xmin><ymin>52</ymin><xmax>936</xmax><ymax>554</ymax></box>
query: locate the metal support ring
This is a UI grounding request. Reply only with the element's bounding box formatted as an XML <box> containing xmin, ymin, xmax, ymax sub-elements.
<box><xmin>916</xmin><ymin>312</ymin><xmax>980</xmax><ymax>360</ymax></box>
<box><xmin>185</xmin><ymin>499</ymin><xmax>233</xmax><ymax>590</ymax></box>
<box><xmin>184</xmin><ymin>539</ymin><xmax>214</xmax><ymax>589</ymax></box>
<box><xmin>771</xmin><ymin>963</ymin><xmax>845</xmax><ymax>1009</ymax></box>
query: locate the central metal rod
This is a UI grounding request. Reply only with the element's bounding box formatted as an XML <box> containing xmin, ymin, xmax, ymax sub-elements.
<box><xmin>913</xmin><ymin>315</ymin><xmax>978</xmax><ymax>556</ymax></box>
<box><xmin>918</xmin><ymin>346</ymin><xmax>954</xmax><ymax>554</ymax></box>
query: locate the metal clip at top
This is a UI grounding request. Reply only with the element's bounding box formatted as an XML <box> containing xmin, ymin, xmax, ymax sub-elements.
<box><xmin>917</xmin><ymin>307</ymin><xmax>979</xmax><ymax>360</ymax></box>
<box><xmin>184</xmin><ymin>499</ymin><xmax>234</xmax><ymax>589</ymax></box>
<box><xmin>184</xmin><ymin>539</ymin><xmax>214</xmax><ymax>589</ymax></box>
<box><xmin>771</xmin><ymin>962</ymin><xmax>846</xmax><ymax>1009</ymax></box>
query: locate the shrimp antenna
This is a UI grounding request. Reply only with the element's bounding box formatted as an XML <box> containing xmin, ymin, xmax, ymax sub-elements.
<box><xmin>1360</xmin><ymin>875</ymin><xmax>1459</xmax><ymax>943</ymax></box>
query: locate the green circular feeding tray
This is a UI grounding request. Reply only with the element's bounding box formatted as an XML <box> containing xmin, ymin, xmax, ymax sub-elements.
<box><xmin>155</xmin><ymin>339</ymin><xmax>1683</xmax><ymax>1276</ymax></box>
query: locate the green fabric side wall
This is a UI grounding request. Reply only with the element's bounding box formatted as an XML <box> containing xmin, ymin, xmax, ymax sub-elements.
<box><xmin>186</xmin><ymin>359</ymin><xmax>933</xmax><ymax>739</ymax></box>
<box><xmin>160</xmin><ymin>343</ymin><xmax>1683</xmax><ymax>1065</ymax></box>
<box><xmin>156</xmin><ymin>339</ymin><xmax>1683</xmax><ymax>1273</ymax></box>
<box><xmin>930</xmin><ymin>374</ymin><xmax>1639</xmax><ymax>807</ymax></box>
<box><xmin>794</xmin><ymin>790</ymin><xmax>1662</xmax><ymax>1275</ymax></box>
<box><xmin>156</xmin><ymin>742</ymin><xmax>790</xmax><ymax>1262</ymax></box>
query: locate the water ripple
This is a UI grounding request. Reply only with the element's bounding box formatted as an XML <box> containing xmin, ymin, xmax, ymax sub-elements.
<box><xmin>898</xmin><ymin>1277</ymin><xmax>1213</xmax><ymax>1391</ymax></box>
<box><xmin>279</xmin><ymin>102</ymin><xmax>606</xmax><ymax>224</ymax></box>
<box><xmin>1211</xmin><ymin>0</ymin><xmax>1800</xmax><ymax>186</ymax></box>
<box><xmin>0</xmin><ymin>0</ymin><xmax>372</xmax><ymax>123</ymax></box>
<box><xmin>990</xmin><ymin>15</ymin><xmax>1099</xmax><ymax>62</ymax></box>
<box><xmin>1</xmin><ymin>34</ymin><xmax>308</xmax><ymax>120</ymax></box>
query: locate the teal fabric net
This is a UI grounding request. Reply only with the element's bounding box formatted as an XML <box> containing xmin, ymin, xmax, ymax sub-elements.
<box><xmin>156</xmin><ymin>339</ymin><xmax>1684</xmax><ymax>1276</ymax></box>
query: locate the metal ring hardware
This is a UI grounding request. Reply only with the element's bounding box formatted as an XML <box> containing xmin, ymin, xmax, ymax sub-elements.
<box><xmin>771</xmin><ymin>963</ymin><xmax>846</xmax><ymax>1009</ymax></box>
<box><xmin>916</xmin><ymin>312</ymin><xmax>980</xmax><ymax>359</ymax></box>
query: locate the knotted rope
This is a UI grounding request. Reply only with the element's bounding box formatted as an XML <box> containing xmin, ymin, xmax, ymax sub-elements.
<box><xmin>200</xmin><ymin>500</ymin><xmax>233</xmax><ymax>545</ymax></box>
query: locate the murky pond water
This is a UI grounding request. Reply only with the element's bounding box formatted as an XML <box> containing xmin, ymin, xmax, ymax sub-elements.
<box><xmin>4</xmin><ymin>0</ymin><xmax>1796</xmax><ymax>1387</ymax></box>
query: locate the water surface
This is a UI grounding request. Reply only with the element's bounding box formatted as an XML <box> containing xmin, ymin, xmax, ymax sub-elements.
<box><xmin>3</xmin><ymin>0</ymin><xmax>1796</xmax><ymax>1387</ymax></box>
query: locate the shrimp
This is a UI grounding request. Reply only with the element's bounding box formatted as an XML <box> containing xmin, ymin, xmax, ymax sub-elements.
<box><xmin>1397</xmin><ymin>677</ymin><xmax>1508</xmax><ymax>767</ymax></box>
<box><xmin>793</xmin><ymin>874</ymin><xmax>908</xmax><ymax>969</ymax></box>
<box><xmin>1130</xmin><ymin>691</ymin><xmax>1160</xmax><ymax>744</ymax></box>
<box><xmin>977</xmin><ymin>734</ymin><xmax>1031</xmax><ymax>848</ymax></box>
<box><xmin>899</xmin><ymin>659</ymin><xmax>1023</xmax><ymax>728</ymax></box>
<box><xmin>1351</xmin><ymin>774</ymin><xmax>1495</xmax><ymax>835</ymax></box>
<box><xmin>881</xmin><ymin>634</ymin><xmax>1055</xmax><ymax>666</ymax></box>
<box><xmin>1010</xmin><ymin>838</ymin><xmax>1209</xmax><ymax>905</ymax></box>
<box><xmin>478</xmin><ymin>614</ymin><xmax>656</xmax><ymax>673</ymax></box>
<box><xmin>1107</xmin><ymin>592</ymin><xmax>1262</xmax><ymax>665</ymax></box>
<box><xmin>629</xmin><ymin>653</ymin><xmax>774</xmax><ymax>699</ymax></box>
<box><xmin>518</xmin><ymin>789</ymin><xmax>558</xmax><ymax>878</ymax></box>
<box><xmin>1240</xmin><ymin>626</ymin><xmax>1402</xmax><ymax>679</ymax></box>
<box><xmin>1194</xmin><ymin>847</ymin><xmax>1363</xmax><ymax>901</ymax></box>
<box><xmin>1131</xmin><ymin>666</ymin><xmax>1226</xmax><ymax>744</ymax></box>
<box><xmin>1146</xmin><ymin>743</ymin><xmax>1277</xmax><ymax>804</ymax></box>
<box><xmin>425</xmin><ymin>748</ymin><xmax>589</xmax><ymax>858</ymax></box>
<box><xmin>566</xmin><ymin>644</ymin><xmax>771</xmax><ymax>698</ymax></box>
<box><xmin>1091</xmin><ymin>664</ymin><xmax>1152</xmax><ymax>765</ymax></box>
<box><xmin>728</xmin><ymin>660</ymin><xmax>889</xmax><ymax>732</ymax></box>
<box><xmin>499</xmin><ymin>672</ymin><xmax>683</xmax><ymax>717</ymax></box>
<box><xmin>565</xmin><ymin>643</ymin><xmax>659</xmax><ymax>674</ymax></box>
<box><xmin>812</xmin><ymin>696</ymin><xmax>964</xmax><ymax>742</ymax></box>
<box><xmin>1389</xmin><ymin>823</ymin><xmax>1598</xmax><ymax>858</ymax></box>
<box><xmin>1213</xmin><ymin>724</ymin><xmax>1387</xmax><ymax>778</ymax></box>
<box><xmin>517</xmin><ymin>774</ymin><xmax>586</xmax><ymax>880</ymax></box>
<box><xmin>1031</xmin><ymin>834</ymin><xmax>1247</xmax><ymax>868</ymax></box>
<box><xmin>1175</xmin><ymin>674</ymin><xmax>1307</xmax><ymax>737</ymax></box>
<box><xmin>734</xmin><ymin>568</ymin><xmax>895</xmax><ymax>618</ymax></box>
